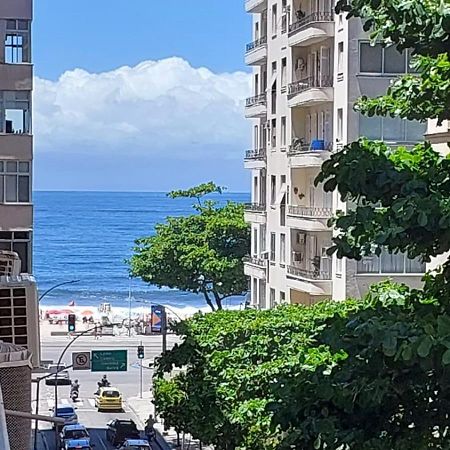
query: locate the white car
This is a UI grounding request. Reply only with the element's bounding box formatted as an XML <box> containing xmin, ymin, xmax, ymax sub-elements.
<box><xmin>118</xmin><ymin>439</ymin><xmax>151</xmax><ymax>450</ymax></box>
<box><xmin>45</xmin><ymin>364</ymin><xmax>71</xmax><ymax>386</ymax></box>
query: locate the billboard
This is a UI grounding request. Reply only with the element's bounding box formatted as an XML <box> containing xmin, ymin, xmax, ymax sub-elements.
<box><xmin>151</xmin><ymin>305</ymin><xmax>165</xmax><ymax>333</ymax></box>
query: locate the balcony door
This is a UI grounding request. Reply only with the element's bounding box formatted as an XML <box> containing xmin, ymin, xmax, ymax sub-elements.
<box><xmin>308</xmin><ymin>52</ymin><xmax>318</xmax><ymax>84</ymax></box>
<box><xmin>320</xmin><ymin>47</ymin><xmax>330</xmax><ymax>85</ymax></box>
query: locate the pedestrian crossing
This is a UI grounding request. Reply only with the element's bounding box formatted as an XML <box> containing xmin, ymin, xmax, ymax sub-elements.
<box><xmin>46</xmin><ymin>397</ymin><xmax>97</xmax><ymax>409</ymax></box>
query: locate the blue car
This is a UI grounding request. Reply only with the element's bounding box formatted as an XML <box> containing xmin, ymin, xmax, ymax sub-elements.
<box><xmin>64</xmin><ymin>438</ymin><xmax>92</xmax><ymax>449</ymax></box>
<box><xmin>60</xmin><ymin>424</ymin><xmax>90</xmax><ymax>449</ymax></box>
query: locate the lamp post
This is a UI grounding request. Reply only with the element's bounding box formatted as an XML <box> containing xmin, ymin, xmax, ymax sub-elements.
<box><xmin>38</xmin><ymin>280</ymin><xmax>80</xmax><ymax>302</ymax></box>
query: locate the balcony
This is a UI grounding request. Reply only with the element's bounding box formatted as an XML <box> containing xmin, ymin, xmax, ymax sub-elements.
<box><xmin>244</xmin><ymin>202</ymin><xmax>267</xmax><ymax>224</ymax></box>
<box><xmin>286</xmin><ymin>262</ymin><xmax>332</xmax><ymax>295</ymax></box>
<box><xmin>245</xmin><ymin>0</ymin><xmax>267</xmax><ymax>14</ymax></box>
<box><xmin>287</xmin><ymin>205</ymin><xmax>332</xmax><ymax>231</ymax></box>
<box><xmin>243</xmin><ymin>255</ymin><xmax>267</xmax><ymax>279</ymax></box>
<box><xmin>0</xmin><ymin>64</ymin><xmax>33</xmax><ymax>91</ymax></box>
<box><xmin>245</xmin><ymin>36</ymin><xmax>267</xmax><ymax>66</ymax></box>
<box><xmin>287</xmin><ymin>140</ymin><xmax>331</xmax><ymax>168</ymax></box>
<box><xmin>245</xmin><ymin>93</ymin><xmax>267</xmax><ymax>118</ymax></box>
<box><xmin>244</xmin><ymin>148</ymin><xmax>266</xmax><ymax>169</ymax></box>
<box><xmin>289</xmin><ymin>11</ymin><xmax>334</xmax><ymax>47</ymax></box>
<box><xmin>288</xmin><ymin>76</ymin><xmax>333</xmax><ymax>107</ymax></box>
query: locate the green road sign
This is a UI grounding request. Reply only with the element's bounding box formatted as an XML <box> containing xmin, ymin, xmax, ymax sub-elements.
<box><xmin>91</xmin><ymin>350</ymin><xmax>128</xmax><ymax>372</ymax></box>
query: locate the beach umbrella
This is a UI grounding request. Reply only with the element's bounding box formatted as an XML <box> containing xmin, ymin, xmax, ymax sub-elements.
<box><xmin>81</xmin><ymin>310</ymin><xmax>94</xmax><ymax>316</ymax></box>
<box><xmin>46</xmin><ymin>309</ymin><xmax>62</xmax><ymax>315</ymax></box>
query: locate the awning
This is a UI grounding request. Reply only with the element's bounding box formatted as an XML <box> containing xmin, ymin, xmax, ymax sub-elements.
<box><xmin>274</xmin><ymin>183</ymin><xmax>287</xmax><ymax>206</ymax></box>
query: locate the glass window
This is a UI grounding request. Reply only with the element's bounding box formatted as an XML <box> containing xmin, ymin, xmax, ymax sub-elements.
<box><xmin>384</xmin><ymin>45</ymin><xmax>406</xmax><ymax>73</ymax></box>
<box><xmin>383</xmin><ymin>117</ymin><xmax>403</xmax><ymax>141</ymax></box>
<box><xmin>360</xmin><ymin>115</ymin><xmax>382</xmax><ymax>140</ymax></box>
<box><xmin>281</xmin><ymin>58</ymin><xmax>287</xmax><ymax>87</ymax></box>
<box><xmin>270</xmin><ymin>233</ymin><xmax>276</xmax><ymax>262</ymax></box>
<box><xmin>360</xmin><ymin>43</ymin><xmax>382</xmax><ymax>73</ymax></box>
<box><xmin>0</xmin><ymin>160</ymin><xmax>31</xmax><ymax>203</ymax></box>
<box><xmin>280</xmin><ymin>233</ymin><xmax>286</xmax><ymax>264</ymax></box>
<box><xmin>406</xmin><ymin>120</ymin><xmax>427</xmax><ymax>142</ymax></box>
<box><xmin>270</xmin><ymin>288</ymin><xmax>276</xmax><ymax>308</ymax></box>
<box><xmin>280</xmin><ymin>291</ymin><xmax>286</xmax><ymax>303</ymax></box>
<box><xmin>338</xmin><ymin>42</ymin><xmax>344</xmax><ymax>73</ymax></box>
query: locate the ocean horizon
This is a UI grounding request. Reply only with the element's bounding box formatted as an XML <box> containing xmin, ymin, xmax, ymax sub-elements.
<box><xmin>34</xmin><ymin>190</ymin><xmax>250</xmax><ymax>314</ymax></box>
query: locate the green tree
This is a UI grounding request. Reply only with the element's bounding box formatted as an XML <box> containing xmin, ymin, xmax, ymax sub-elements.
<box><xmin>129</xmin><ymin>182</ymin><xmax>250</xmax><ymax>311</ymax></box>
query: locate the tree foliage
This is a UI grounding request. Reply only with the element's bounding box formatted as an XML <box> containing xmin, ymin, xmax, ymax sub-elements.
<box><xmin>129</xmin><ymin>183</ymin><xmax>249</xmax><ymax>310</ymax></box>
<box><xmin>154</xmin><ymin>282</ymin><xmax>450</xmax><ymax>450</ymax></box>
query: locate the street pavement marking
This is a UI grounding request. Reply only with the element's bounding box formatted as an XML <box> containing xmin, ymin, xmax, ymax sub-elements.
<box><xmin>61</xmin><ymin>398</ymin><xmax>69</xmax><ymax>404</ymax></box>
<box><xmin>88</xmin><ymin>398</ymin><xmax>96</xmax><ymax>407</ymax></box>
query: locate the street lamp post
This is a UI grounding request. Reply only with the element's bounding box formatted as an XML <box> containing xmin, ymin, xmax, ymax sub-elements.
<box><xmin>38</xmin><ymin>280</ymin><xmax>80</xmax><ymax>303</ymax></box>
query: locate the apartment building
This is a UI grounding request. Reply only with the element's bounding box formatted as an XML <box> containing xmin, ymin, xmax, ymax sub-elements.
<box><xmin>0</xmin><ymin>0</ymin><xmax>39</xmax><ymax>366</ymax></box>
<box><xmin>243</xmin><ymin>0</ymin><xmax>427</xmax><ymax>308</ymax></box>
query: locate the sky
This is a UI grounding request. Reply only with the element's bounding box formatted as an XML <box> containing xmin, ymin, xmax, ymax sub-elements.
<box><xmin>33</xmin><ymin>0</ymin><xmax>252</xmax><ymax>192</ymax></box>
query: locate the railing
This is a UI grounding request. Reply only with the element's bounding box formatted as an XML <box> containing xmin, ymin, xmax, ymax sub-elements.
<box><xmin>287</xmin><ymin>264</ymin><xmax>331</xmax><ymax>280</ymax></box>
<box><xmin>244</xmin><ymin>202</ymin><xmax>266</xmax><ymax>212</ymax></box>
<box><xmin>289</xmin><ymin>11</ymin><xmax>334</xmax><ymax>35</ymax></box>
<box><xmin>246</xmin><ymin>35</ymin><xmax>267</xmax><ymax>53</ymax></box>
<box><xmin>288</xmin><ymin>140</ymin><xmax>332</xmax><ymax>156</ymax></box>
<box><xmin>243</xmin><ymin>256</ymin><xmax>267</xmax><ymax>268</ymax></box>
<box><xmin>288</xmin><ymin>205</ymin><xmax>332</xmax><ymax>218</ymax></box>
<box><xmin>245</xmin><ymin>93</ymin><xmax>267</xmax><ymax>108</ymax></box>
<box><xmin>245</xmin><ymin>148</ymin><xmax>267</xmax><ymax>160</ymax></box>
<box><xmin>288</xmin><ymin>76</ymin><xmax>333</xmax><ymax>96</ymax></box>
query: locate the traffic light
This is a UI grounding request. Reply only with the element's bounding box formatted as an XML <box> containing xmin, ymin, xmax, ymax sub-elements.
<box><xmin>68</xmin><ymin>314</ymin><xmax>76</xmax><ymax>332</ymax></box>
<box><xmin>137</xmin><ymin>345</ymin><xmax>145</xmax><ymax>360</ymax></box>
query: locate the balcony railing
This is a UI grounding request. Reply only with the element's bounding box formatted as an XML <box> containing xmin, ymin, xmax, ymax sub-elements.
<box><xmin>287</xmin><ymin>264</ymin><xmax>331</xmax><ymax>280</ymax></box>
<box><xmin>288</xmin><ymin>139</ymin><xmax>332</xmax><ymax>155</ymax></box>
<box><xmin>244</xmin><ymin>202</ymin><xmax>266</xmax><ymax>212</ymax></box>
<box><xmin>243</xmin><ymin>255</ymin><xmax>267</xmax><ymax>268</ymax></box>
<box><xmin>288</xmin><ymin>76</ymin><xmax>333</xmax><ymax>97</ymax></box>
<box><xmin>246</xmin><ymin>35</ymin><xmax>267</xmax><ymax>53</ymax></box>
<box><xmin>245</xmin><ymin>148</ymin><xmax>267</xmax><ymax>160</ymax></box>
<box><xmin>289</xmin><ymin>11</ymin><xmax>334</xmax><ymax>35</ymax></box>
<box><xmin>245</xmin><ymin>93</ymin><xmax>267</xmax><ymax>108</ymax></box>
<box><xmin>288</xmin><ymin>205</ymin><xmax>332</xmax><ymax>219</ymax></box>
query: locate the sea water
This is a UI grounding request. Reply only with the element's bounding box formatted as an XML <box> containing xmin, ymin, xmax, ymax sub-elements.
<box><xmin>34</xmin><ymin>191</ymin><xmax>250</xmax><ymax>316</ymax></box>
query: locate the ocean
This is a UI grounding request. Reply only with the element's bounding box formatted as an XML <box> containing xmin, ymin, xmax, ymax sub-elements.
<box><xmin>34</xmin><ymin>191</ymin><xmax>250</xmax><ymax>315</ymax></box>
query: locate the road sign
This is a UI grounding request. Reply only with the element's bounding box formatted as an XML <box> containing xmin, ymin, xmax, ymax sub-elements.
<box><xmin>72</xmin><ymin>352</ymin><xmax>91</xmax><ymax>371</ymax></box>
<box><xmin>91</xmin><ymin>350</ymin><xmax>127</xmax><ymax>372</ymax></box>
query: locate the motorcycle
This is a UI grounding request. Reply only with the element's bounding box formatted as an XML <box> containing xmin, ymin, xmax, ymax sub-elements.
<box><xmin>94</xmin><ymin>378</ymin><xmax>111</xmax><ymax>395</ymax></box>
<box><xmin>70</xmin><ymin>388</ymin><xmax>79</xmax><ymax>402</ymax></box>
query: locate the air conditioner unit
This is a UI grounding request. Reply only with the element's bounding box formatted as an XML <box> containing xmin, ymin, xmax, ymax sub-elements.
<box><xmin>0</xmin><ymin>251</ymin><xmax>21</xmax><ymax>276</ymax></box>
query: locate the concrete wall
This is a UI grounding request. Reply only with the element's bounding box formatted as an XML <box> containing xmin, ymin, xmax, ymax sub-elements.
<box><xmin>0</xmin><ymin>0</ymin><xmax>32</xmax><ymax>20</ymax></box>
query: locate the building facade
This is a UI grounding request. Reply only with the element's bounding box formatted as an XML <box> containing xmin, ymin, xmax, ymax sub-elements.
<box><xmin>0</xmin><ymin>0</ymin><xmax>39</xmax><ymax>366</ymax></box>
<box><xmin>243</xmin><ymin>0</ymin><xmax>427</xmax><ymax>308</ymax></box>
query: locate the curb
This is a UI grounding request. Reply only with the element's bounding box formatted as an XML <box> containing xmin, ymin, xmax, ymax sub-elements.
<box><xmin>127</xmin><ymin>400</ymin><xmax>175</xmax><ymax>450</ymax></box>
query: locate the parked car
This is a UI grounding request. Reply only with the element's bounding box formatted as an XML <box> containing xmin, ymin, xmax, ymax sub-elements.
<box><xmin>106</xmin><ymin>419</ymin><xmax>140</xmax><ymax>446</ymax></box>
<box><xmin>60</xmin><ymin>424</ymin><xmax>89</xmax><ymax>448</ymax></box>
<box><xmin>64</xmin><ymin>438</ymin><xmax>92</xmax><ymax>450</ymax></box>
<box><xmin>95</xmin><ymin>386</ymin><xmax>123</xmax><ymax>412</ymax></box>
<box><xmin>118</xmin><ymin>439</ymin><xmax>151</xmax><ymax>450</ymax></box>
<box><xmin>45</xmin><ymin>364</ymin><xmax>71</xmax><ymax>386</ymax></box>
<box><xmin>52</xmin><ymin>405</ymin><xmax>78</xmax><ymax>430</ymax></box>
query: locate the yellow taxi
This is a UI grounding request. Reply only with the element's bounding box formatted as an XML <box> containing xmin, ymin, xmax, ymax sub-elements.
<box><xmin>95</xmin><ymin>387</ymin><xmax>123</xmax><ymax>412</ymax></box>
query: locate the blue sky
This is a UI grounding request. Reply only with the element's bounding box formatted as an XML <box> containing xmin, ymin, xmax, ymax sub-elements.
<box><xmin>33</xmin><ymin>1</ymin><xmax>252</xmax><ymax>192</ymax></box>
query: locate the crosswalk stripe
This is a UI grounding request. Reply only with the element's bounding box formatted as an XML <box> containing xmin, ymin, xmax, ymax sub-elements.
<box><xmin>88</xmin><ymin>398</ymin><xmax>96</xmax><ymax>407</ymax></box>
<box><xmin>61</xmin><ymin>398</ymin><xmax>69</xmax><ymax>405</ymax></box>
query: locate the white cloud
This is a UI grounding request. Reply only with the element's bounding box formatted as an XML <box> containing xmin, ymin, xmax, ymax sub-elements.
<box><xmin>34</xmin><ymin>57</ymin><xmax>252</xmax><ymax>158</ymax></box>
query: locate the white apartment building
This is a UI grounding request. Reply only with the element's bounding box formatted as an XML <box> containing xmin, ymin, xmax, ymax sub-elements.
<box><xmin>243</xmin><ymin>0</ymin><xmax>428</xmax><ymax>308</ymax></box>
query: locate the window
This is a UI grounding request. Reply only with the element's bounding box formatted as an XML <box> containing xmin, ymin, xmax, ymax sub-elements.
<box><xmin>280</xmin><ymin>291</ymin><xmax>286</xmax><ymax>303</ymax></box>
<box><xmin>360</xmin><ymin>42</ymin><xmax>411</xmax><ymax>74</ymax></box>
<box><xmin>271</xmin><ymin>81</ymin><xmax>277</xmax><ymax>115</ymax></box>
<box><xmin>359</xmin><ymin>115</ymin><xmax>427</xmax><ymax>142</ymax></box>
<box><xmin>280</xmin><ymin>233</ymin><xmax>286</xmax><ymax>264</ymax></box>
<box><xmin>0</xmin><ymin>231</ymin><xmax>31</xmax><ymax>274</ymax></box>
<box><xmin>337</xmin><ymin>108</ymin><xmax>343</xmax><ymax>141</ymax></box>
<box><xmin>0</xmin><ymin>161</ymin><xmax>30</xmax><ymax>204</ymax></box>
<box><xmin>254</xmin><ymin>74</ymin><xmax>259</xmax><ymax>96</ymax></box>
<box><xmin>252</xmin><ymin>278</ymin><xmax>258</xmax><ymax>305</ymax></box>
<box><xmin>337</xmin><ymin>42</ymin><xmax>344</xmax><ymax>73</ymax></box>
<box><xmin>272</xmin><ymin>61</ymin><xmax>277</xmax><ymax>75</ymax></box>
<box><xmin>281</xmin><ymin>57</ymin><xmax>287</xmax><ymax>87</ymax></box>
<box><xmin>270</xmin><ymin>233</ymin><xmax>276</xmax><ymax>262</ymax></box>
<box><xmin>336</xmin><ymin>256</ymin><xmax>343</xmax><ymax>275</ymax></box>
<box><xmin>270</xmin><ymin>288</ymin><xmax>276</xmax><ymax>308</ymax></box>
<box><xmin>252</xmin><ymin>227</ymin><xmax>258</xmax><ymax>255</ymax></box>
<box><xmin>0</xmin><ymin>91</ymin><xmax>31</xmax><ymax>134</ymax></box>
<box><xmin>270</xmin><ymin>175</ymin><xmax>276</xmax><ymax>204</ymax></box>
<box><xmin>272</xmin><ymin>5</ymin><xmax>278</xmax><ymax>36</ymax></box>
<box><xmin>357</xmin><ymin>250</ymin><xmax>425</xmax><ymax>274</ymax></box>
<box><xmin>281</xmin><ymin>116</ymin><xmax>286</xmax><ymax>146</ymax></box>
<box><xmin>4</xmin><ymin>20</ymin><xmax>30</xmax><ymax>64</ymax></box>
<box><xmin>281</xmin><ymin>0</ymin><xmax>287</xmax><ymax>33</ymax></box>
<box><xmin>271</xmin><ymin>118</ymin><xmax>277</xmax><ymax>148</ymax></box>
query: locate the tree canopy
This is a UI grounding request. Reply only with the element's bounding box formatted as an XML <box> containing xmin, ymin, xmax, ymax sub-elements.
<box><xmin>129</xmin><ymin>183</ymin><xmax>250</xmax><ymax>311</ymax></box>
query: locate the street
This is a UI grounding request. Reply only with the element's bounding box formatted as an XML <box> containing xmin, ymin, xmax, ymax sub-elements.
<box><xmin>34</xmin><ymin>328</ymin><xmax>178</xmax><ymax>450</ymax></box>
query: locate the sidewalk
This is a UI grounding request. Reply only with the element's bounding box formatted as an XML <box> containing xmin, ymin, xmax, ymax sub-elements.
<box><xmin>128</xmin><ymin>392</ymin><xmax>210</xmax><ymax>450</ymax></box>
